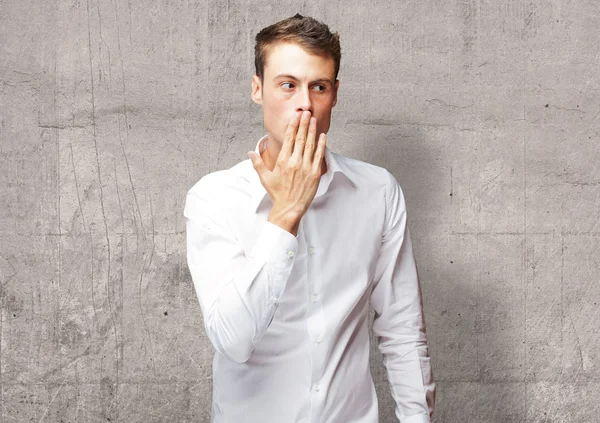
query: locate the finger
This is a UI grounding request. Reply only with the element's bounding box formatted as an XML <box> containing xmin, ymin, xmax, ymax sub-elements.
<box><xmin>279</xmin><ymin>111</ymin><xmax>302</xmax><ymax>160</ymax></box>
<box><xmin>303</xmin><ymin>116</ymin><xmax>317</xmax><ymax>165</ymax></box>
<box><xmin>292</xmin><ymin>111</ymin><xmax>311</xmax><ymax>162</ymax></box>
<box><xmin>312</xmin><ymin>133</ymin><xmax>326</xmax><ymax>174</ymax></box>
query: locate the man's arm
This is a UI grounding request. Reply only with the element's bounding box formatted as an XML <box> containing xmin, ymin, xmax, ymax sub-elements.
<box><xmin>184</xmin><ymin>178</ymin><xmax>298</xmax><ymax>364</ymax></box>
<box><xmin>369</xmin><ymin>170</ymin><xmax>436</xmax><ymax>423</ymax></box>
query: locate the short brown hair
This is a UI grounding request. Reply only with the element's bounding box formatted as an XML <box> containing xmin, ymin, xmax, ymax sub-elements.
<box><xmin>254</xmin><ymin>14</ymin><xmax>341</xmax><ymax>83</ymax></box>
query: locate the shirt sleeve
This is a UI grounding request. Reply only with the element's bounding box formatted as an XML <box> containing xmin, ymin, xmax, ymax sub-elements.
<box><xmin>369</xmin><ymin>170</ymin><xmax>436</xmax><ymax>423</ymax></box>
<box><xmin>184</xmin><ymin>182</ymin><xmax>299</xmax><ymax>364</ymax></box>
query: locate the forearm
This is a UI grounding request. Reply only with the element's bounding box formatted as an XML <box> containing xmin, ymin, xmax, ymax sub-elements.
<box><xmin>185</xmin><ymin>189</ymin><xmax>300</xmax><ymax>364</ymax></box>
<box><xmin>198</xmin><ymin>220</ymin><xmax>298</xmax><ymax>363</ymax></box>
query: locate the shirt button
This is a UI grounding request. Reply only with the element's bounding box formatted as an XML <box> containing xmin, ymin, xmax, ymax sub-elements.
<box><xmin>311</xmin><ymin>294</ymin><xmax>318</xmax><ymax>302</ymax></box>
<box><xmin>287</xmin><ymin>251</ymin><xmax>294</xmax><ymax>258</ymax></box>
<box><xmin>316</xmin><ymin>333</ymin><xmax>322</xmax><ymax>343</ymax></box>
<box><xmin>308</xmin><ymin>247</ymin><xmax>315</xmax><ymax>254</ymax></box>
<box><xmin>273</xmin><ymin>296</ymin><xmax>279</xmax><ymax>303</ymax></box>
<box><xmin>313</xmin><ymin>383</ymin><xmax>320</xmax><ymax>392</ymax></box>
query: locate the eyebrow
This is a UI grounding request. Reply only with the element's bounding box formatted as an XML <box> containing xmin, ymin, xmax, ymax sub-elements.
<box><xmin>273</xmin><ymin>74</ymin><xmax>334</xmax><ymax>86</ymax></box>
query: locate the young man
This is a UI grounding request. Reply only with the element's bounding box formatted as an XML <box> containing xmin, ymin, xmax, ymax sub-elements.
<box><xmin>184</xmin><ymin>14</ymin><xmax>436</xmax><ymax>423</ymax></box>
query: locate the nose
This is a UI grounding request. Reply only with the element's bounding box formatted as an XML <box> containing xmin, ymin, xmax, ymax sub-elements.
<box><xmin>295</xmin><ymin>85</ymin><xmax>313</xmax><ymax>114</ymax></box>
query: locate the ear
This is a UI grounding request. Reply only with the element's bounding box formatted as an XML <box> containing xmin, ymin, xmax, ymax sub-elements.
<box><xmin>251</xmin><ymin>75</ymin><xmax>263</xmax><ymax>105</ymax></box>
<box><xmin>332</xmin><ymin>79</ymin><xmax>340</xmax><ymax>107</ymax></box>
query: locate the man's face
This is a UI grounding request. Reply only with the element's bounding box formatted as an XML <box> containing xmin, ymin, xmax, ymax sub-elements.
<box><xmin>251</xmin><ymin>42</ymin><xmax>340</xmax><ymax>145</ymax></box>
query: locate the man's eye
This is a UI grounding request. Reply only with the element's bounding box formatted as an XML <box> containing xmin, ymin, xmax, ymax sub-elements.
<box><xmin>314</xmin><ymin>85</ymin><xmax>326</xmax><ymax>92</ymax></box>
<box><xmin>281</xmin><ymin>82</ymin><xmax>294</xmax><ymax>89</ymax></box>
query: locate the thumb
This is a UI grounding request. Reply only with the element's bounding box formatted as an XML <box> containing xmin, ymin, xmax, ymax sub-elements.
<box><xmin>247</xmin><ymin>151</ymin><xmax>265</xmax><ymax>175</ymax></box>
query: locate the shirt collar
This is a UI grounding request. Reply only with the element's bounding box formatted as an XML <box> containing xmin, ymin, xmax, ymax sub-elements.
<box><xmin>245</xmin><ymin>134</ymin><xmax>357</xmax><ymax>213</ymax></box>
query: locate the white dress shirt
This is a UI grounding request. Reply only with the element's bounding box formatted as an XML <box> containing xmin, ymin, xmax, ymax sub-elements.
<box><xmin>184</xmin><ymin>134</ymin><xmax>436</xmax><ymax>423</ymax></box>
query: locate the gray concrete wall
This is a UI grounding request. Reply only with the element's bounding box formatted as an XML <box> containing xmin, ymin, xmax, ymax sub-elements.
<box><xmin>1</xmin><ymin>0</ymin><xmax>598</xmax><ymax>421</ymax></box>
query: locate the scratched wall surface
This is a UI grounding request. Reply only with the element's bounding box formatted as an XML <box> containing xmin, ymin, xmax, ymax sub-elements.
<box><xmin>0</xmin><ymin>0</ymin><xmax>598</xmax><ymax>421</ymax></box>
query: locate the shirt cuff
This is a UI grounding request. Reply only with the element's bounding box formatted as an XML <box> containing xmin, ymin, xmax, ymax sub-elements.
<box><xmin>401</xmin><ymin>413</ymin><xmax>431</xmax><ymax>423</ymax></box>
<box><xmin>250</xmin><ymin>220</ymin><xmax>299</xmax><ymax>269</ymax></box>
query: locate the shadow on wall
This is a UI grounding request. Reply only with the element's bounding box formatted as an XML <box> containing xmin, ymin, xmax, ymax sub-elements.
<box><xmin>363</xmin><ymin>125</ymin><xmax>527</xmax><ymax>422</ymax></box>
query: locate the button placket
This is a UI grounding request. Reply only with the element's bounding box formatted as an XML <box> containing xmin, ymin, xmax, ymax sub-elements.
<box><xmin>303</xmin><ymin>217</ymin><xmax>324</xmax><ymax>420</ymax></box>
<box><xmin>309</xmin><ymin>245</ymin><xmax>318</xmax><ymax>304</ymax></box>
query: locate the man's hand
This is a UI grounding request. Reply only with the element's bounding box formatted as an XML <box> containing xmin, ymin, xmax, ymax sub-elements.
<box><xmin>248</xmin><ymin>110</ymin><xmax>326</xmax><ymax>236</ymax></box>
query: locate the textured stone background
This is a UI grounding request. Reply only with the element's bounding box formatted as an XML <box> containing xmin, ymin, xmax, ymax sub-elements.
<box><xmin>1</xmin><ymin>0</ymin><xmax>599</xmax><ymax>422</ymax></box>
